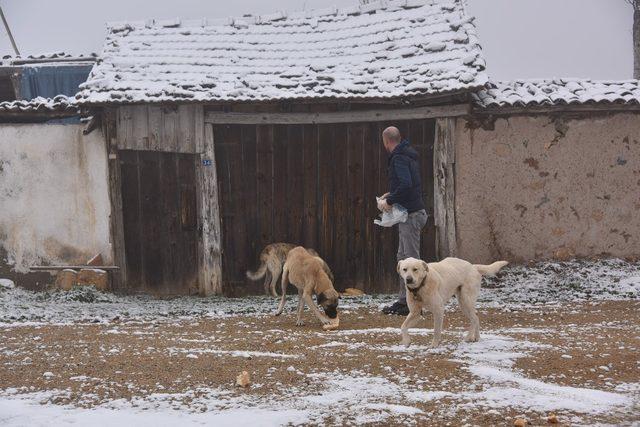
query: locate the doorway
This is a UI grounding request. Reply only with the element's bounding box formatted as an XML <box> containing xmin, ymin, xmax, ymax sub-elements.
<box><xmin>213</xmin><ymin>119</ymin><xmax>436</xmax><ymax>295</ymax></box>
<box><xmin>119</xmin><ymin>150</ymin><xmax>198</xmax><ymax>295</ymax></box>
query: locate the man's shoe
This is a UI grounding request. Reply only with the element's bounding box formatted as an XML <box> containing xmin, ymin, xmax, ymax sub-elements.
<box><xmin>382</xmin><ymin>301</ymin><xmax>410</xmax><ymax>316</ymax></box>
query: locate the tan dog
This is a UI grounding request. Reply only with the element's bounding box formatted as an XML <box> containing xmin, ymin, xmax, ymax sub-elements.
<box><xmin>397</xmin><ymin>257</ymin><xmax>508</xmax><ymax>347</ymax></box>
<box><xmin>274</xmin><ymin>246</ymin><xmax>339</xmax><ymax>328</ymax></box>
<box><xmin>247</xmin><ymin>243</ymin><xmax>333</xmax><ymax>297</ymax></box>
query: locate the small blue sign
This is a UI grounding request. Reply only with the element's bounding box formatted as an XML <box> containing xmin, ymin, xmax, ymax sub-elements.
<box><xmin>202</xmin><ymin>159</ymin><xmax>212</xmax><ymax>166</ymax></box>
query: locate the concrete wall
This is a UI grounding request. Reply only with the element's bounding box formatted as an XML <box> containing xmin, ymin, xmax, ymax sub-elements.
<box><xmin>454</xmin><ymin>112</ymin><xmax>640</xmax><ymax>263</ymax></box>
<box><xmin>0</xmin><ymin>124</ymin><xmax>112</xmax><ymax>285</ymax></box>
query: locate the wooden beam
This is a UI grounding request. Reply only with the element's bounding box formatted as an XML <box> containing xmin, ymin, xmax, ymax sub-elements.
<box><xmin>131</xmin><ymin>106</ymin><xmax>149</xmax><ymax>150</ymax></box>
<box><xmin>82</xmin><ymin>115</ymin><xmax>99</xmax><ymax>135</ymax></box>
<box><xmin>0</xmin><ymin>112</ymin><xmax>78</xmax><ymax>122</ymax></box>
<box><xmin>75</xmin><ymin>89</ymin><xmax>473</xmax><ymax>109</ymax></box>
<box><xmin>204</xmin><ymin>104</ymin><xmax>469</xmax><ymax>125</ymax></box>
<box><xmin>147</xmin><ymin>106</ymin><xmax>163</xmax><ymax>150</ymax></box>
<box><xmin>116</xmin><ymin>105</ymin><xmax>199</xmax><ymax>153</ymax></box>
<box><xmin>117</xmin><ymin>106</ymin><xmax>134</xmax><ymax>150</ymax></box>
<box><xmin>433</xmin><ymin>117</ymin><xmax>457</xmax><ymax>259</ymax></box>
<box><xmin>104</xmin><ymin>107</ymin><xmax>128</xmax><ymax>291</ymax></box>
<box><xmin>196</xmin><ymin>121</ymin><xmax>223</xmax><ymax>295</ymax></box>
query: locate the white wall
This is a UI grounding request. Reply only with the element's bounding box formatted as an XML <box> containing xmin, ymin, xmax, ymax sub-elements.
<box><xmin>0</xmin><ymin>124</ymin><xmax>112</xmax><ymax>273</ymax></box>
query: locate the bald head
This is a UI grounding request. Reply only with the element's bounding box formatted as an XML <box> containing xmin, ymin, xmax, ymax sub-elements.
<box><xmin>382</xmin><ymin>126</ymin><xmax>402</xmax><ymax>152</ymax></box>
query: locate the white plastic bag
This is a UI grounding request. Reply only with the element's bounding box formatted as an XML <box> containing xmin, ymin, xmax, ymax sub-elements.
<box><xmin>374</xmin><ymin>197</ymin><xmax>408</xmax><ymax>227</ymax></box>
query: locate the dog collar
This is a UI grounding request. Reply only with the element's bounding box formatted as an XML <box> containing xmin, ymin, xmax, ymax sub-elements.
<box><xmin>406</xmin><ymin>281</ymin><xmax>425</xmax><ymax>298</ymax></box>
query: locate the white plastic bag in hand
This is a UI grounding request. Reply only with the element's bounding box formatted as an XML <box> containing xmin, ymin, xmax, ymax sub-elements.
<box><xmin>374</xmin><ymin>197</ymin><xmax>408</xmax><ymax>227</ymax></box>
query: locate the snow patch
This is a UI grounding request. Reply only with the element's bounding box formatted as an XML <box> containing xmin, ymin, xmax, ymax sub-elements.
<box><xmin>453</xmin><ymin>333</ymin><xmax>634</xmax><ymax>416</ymax></box>
<box><xmin>0</xmin><ymin>393</ymin><xmax>311</xmax><ymax>427</ymax></box>
<box><xmin>465</xmin><ymin>365</ymin><xmax>631</xmax><ymax>414</ymax></box>
<box><xmin>0</xmin><ymin>279</ymin><xmax>15</xmax><ymax>290</ymax></box>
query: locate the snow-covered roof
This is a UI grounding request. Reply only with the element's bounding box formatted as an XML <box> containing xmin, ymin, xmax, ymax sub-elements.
<box><xmin>0</xmin><ymin>95</ymin><xmax>78</xmax><ymax>115</ymax></box>
<box><xmin>1</xmin><ymin>52</ymin><xmax>97</xmax><ymax>66</ymax></box>
<box><xmin>76</xmin><ymin>0</ymin><xmax>487</xmax><ymax>105</ymax></box>
<box><xmin>473</xmin><ymin>79</ymin><xmax>640</xmax><ymax>109</ymax></box>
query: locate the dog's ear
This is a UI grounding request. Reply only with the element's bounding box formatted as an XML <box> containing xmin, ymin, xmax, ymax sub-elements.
<box><xmin>421</xmin><ymin>260</ymin><xmax>429</xmax><ymax>272</ymax></box>
<box><xmin>396</xmin><ymin>260</ymin><xmax>403</xmax><ymax>273</ymax></box>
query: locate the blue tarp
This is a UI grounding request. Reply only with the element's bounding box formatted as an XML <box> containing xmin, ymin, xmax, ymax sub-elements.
<box><xmin>18</xmin><ymin>64</ymin><xmax>92</xmax><ymax>123</ymax></box>
<box><xmin>18</xmin><ymin>65</ymin><xmax>92</xmax><ymax>100</ymax></box>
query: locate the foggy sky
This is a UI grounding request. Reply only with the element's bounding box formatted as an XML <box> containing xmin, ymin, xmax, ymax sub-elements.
<box><xmin>0</xmin><ymin>0</ymin><xmax>633</xmax><ymax>81</ymax></box>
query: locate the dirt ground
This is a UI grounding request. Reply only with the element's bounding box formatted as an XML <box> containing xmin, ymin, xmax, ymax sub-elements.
<box><xmin>1</xmin><ymin>299</ymin><xmax>638</xmax><ymax>426</ymax></box>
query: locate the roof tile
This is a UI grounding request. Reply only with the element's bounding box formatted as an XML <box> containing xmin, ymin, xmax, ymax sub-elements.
<box><xmin>0</xmin><ymin>95</ymin><xmax>78</xmax><ymax>114</ymax></box>
<box><xmin>77</xmin><ymin>0</ymin><xmax>487</xmax><ymax>104</ymax></box>
<box><xmin>473</xmin><ymin>79</ymin><xmax>640</xmax><ymax>109</ymax></box>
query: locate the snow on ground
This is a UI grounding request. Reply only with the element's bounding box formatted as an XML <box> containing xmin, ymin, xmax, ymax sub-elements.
<box><xmin>479</xmin><ymin>258</ymin><xmax>640</xmax><ymax>305</ymax></box>
<box><xmin>0</xmin><ymin>391</ymin><xmax>311</xmax><ymax>427</ymax></box>
<box><xmin>1</xmin><ymin>258</ymin><xmax>638</xmax><ymax>326</ymax></box>
<box><xmin>167</xmin><ymin>347</ymin><xmax>302</xmax><ymax>360</ymax></box>
<box><xmin>0</xmin><ymin>279</ymin><xmax>15</xmax><ymax>290</ymax></box>
<box><xmin>0</xmin><ymin>328</ymin><xmax>635</xmax><ymax>426</ymax></box>
<box><xmin>0</xmin><ymin>282</ymin><xmax>392</xmax><ymax>325</ymax></box>
<box><xmin>454</xmin><ymin>336</ymin><xmax>632</xmax><ymax>416</ymax></box>
<box><xmin>0</xmin><ymin>258</ymin><xmax>639</xmax><ymax>425</ymax></box>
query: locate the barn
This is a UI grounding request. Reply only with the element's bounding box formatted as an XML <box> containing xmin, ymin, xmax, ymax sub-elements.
<box><xmin>75</xmin><ymin>0</ymin><xmax>486</xmax><ymax>296</ymax></box>
<box><xmin>2</xmin><ymin>0</ymin><xmax>638</xmax><ymax>297</ymax></box>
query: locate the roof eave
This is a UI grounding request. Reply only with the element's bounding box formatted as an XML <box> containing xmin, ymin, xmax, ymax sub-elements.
<box><xmin>77</xmin><ymin>87</ymin><xmax>481</xmax><ymax>108</ymax></box>
<box><xmin>471</xmin><ymin>102</ymin><xmax>640</xmax><ymax>116</ymax></box>
<box><xmin>0</xmin><ymin>111</ymin><xmax>80</xmax><ymax>122</ymax></box>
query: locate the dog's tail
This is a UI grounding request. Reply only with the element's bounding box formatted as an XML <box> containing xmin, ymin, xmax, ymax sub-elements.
<box><xmin>474</xmin><ymin>260</ymin><xmax>508</xmax><ymax>277</ymax></box>
<box><xmin>246</xmin><ymin>260</ymin><xmax>268</xmax><ymax>281</ymax></box>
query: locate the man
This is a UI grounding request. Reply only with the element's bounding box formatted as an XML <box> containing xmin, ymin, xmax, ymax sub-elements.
<box><xmin>378</xmin><ymin>126</ymin><xmax>428</xmax><ymax>316</ymax></box>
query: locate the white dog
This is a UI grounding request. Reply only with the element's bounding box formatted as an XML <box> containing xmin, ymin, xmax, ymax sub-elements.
<box><xmin>397</xmin><ymin>257</ymin><xmax>508</xmax><ymax>347</ymax></box>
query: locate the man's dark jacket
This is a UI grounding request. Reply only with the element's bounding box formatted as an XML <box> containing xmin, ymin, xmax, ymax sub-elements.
<box><xmin>386</xmin><ymin>139</ymin><xmax>425</xmax><ymax>213</ymax></box>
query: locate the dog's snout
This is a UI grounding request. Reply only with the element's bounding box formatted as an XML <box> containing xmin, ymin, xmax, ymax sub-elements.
<box><xmin>405</xmin><ymin>276</ymin><xmax>414</xmax><ymax>284</ymax></box>
<box><xmin>324</xmin><ymin>304</ymin><xmax>338</xmax><ymax>319</ymax></box>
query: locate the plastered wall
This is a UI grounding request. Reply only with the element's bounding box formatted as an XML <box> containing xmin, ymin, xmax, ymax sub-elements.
<box><xmin>454</xmin><ymin>112</ymin><xmax>640</xmax><ymax>263</ymax></box>
<box><xmin>0</xmin><ymin>124</ymin><xmax>112</xmax><ymax>283</ymax></box>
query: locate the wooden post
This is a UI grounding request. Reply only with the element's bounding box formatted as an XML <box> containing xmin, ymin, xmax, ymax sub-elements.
<box><xmin>0</xmin><ymin>6</ymin><xmax>20</xmax><ymax>56</ymax></box>
<box><xmin>196</xmin><ymin>119</ymin><xmax>223</xmax><ymax>295</ymax></box>
<box><xmin>104</xmin><ymin>107</ymin><xmax>127</xmax><ymax>291</ymax></box>
<box><xmin>433</xmin><ymin>118</ymin><xmax>457</xmax><ymax>259</ymax></box>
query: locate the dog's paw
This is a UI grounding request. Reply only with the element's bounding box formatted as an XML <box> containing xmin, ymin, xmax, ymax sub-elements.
<box><xmin>464</xmin><ymin>334</ymin><xmax>479</xmax><ymax>343</ymax></box>
<box><xmin>295</xmin><ymin>320</ymin><xmax>305</xmax><ymax>326</ymax></box>
<box><xmin>401</xmin><ymin>338</ymin><xmax>411</xmax><ymax>347</ymax></box>
<box><xmin>430</xmin><ymin>339</ymin><xmax>441</xmax><ymax>348</ymax></box>
<box><xmin>273</xmin><ymin>312</ymin><xmax>281</xmax><ymax>317</ymax></box>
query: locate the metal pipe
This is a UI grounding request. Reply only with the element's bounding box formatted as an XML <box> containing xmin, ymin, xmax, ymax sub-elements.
<box><xmin>0</xmin><ymin>5</ymin><xmax>20</xmax><ymax>56</ymax></box>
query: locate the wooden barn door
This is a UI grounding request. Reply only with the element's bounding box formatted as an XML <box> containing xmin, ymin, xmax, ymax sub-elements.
<box><xmin>214</xmin><ymin>120</ymin><xmax>436</xmax><ymax>295</ymax></box>
<box><xmin>119</xmin><ymin>150</ymin><xmax>198</xmax><ymax>295</ymax></box>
